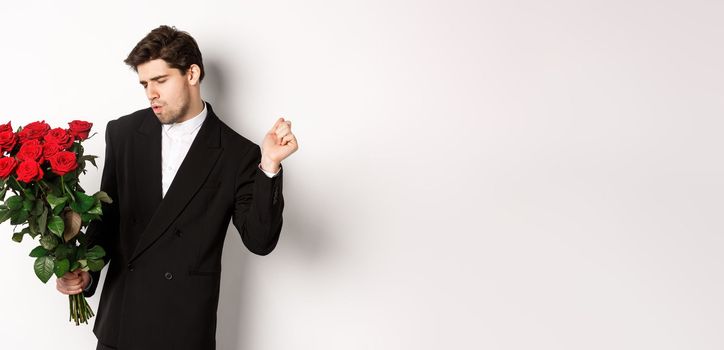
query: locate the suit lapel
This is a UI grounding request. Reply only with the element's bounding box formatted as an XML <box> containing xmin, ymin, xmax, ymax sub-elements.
<box><xmin>129</xmin><ymin>105</ymin><xmax>224</xmax><ymax>263</ymax></box>
<box><xmin>133</xmin><ymin>114</ymin><xmax>163</xmax><ymax>214</ymax></box>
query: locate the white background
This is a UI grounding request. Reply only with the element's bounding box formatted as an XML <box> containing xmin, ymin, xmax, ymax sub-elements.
<box><xmin>0</xmin><ymin>0</ymin><xmax>722</xmax><ymax>349</ymax></box>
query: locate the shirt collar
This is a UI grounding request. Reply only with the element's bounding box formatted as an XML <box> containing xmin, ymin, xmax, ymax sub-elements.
<box><xmin>162</xmin><ymin>101</ymin><xmax>207</xmax><ymax>135</ymax></box>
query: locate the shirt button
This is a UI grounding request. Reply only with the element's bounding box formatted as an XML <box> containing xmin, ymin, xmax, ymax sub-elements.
<box><xmin>164</xmin><ymin>272</ymin><xmax>173</xmax><ymax>280</ymax></box>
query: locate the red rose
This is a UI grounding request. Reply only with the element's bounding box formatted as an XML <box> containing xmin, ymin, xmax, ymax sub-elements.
<box><xmin>16</xmin><ymin>160</ymin><xmax>43</xmax><ymax>183</ymax></box>
<box><xmin>44</xmin><ymin>128</ymin><xmax>74</xmax><ymax>149</ymax></box>
<box><xmin>68</xmin><ymin>120</ymin><xmax>93</xmax><ymax>140</ymax></box>
<box><xmin>16</xmin><ymin>139</ymin><xmax>44</xmax><ymax>162</ymax></box>
<box><xmin>43</xmin><ymin>142</ymin><xmax>64</xmax><ymax>160</ymax></box>
<box><xmin>49</xmin><ymin>151</ymin><xmax>78</xmax><ymax>176</ymax></box>
<box><xmin>18</xmin><ymin>121</ymin><xmax>50</xmax><ymax>143</ymax></box>
<box><xmin>0</xmin><ymin>157</ymin><xmax>17</xmax><ymax>178</ymax></box>
<box><xmin>0</xmin><ymin>122</ymin><xmax>12</xmax><ymax>133</ymax></box>
<box><xmin>0</xmin><ymin>130</ymin><xmax>17</xmax><ymax>153</ymax></box>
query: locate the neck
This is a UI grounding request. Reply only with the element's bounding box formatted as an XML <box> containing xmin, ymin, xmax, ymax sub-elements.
<box><xmin>176</xmin><ymin>96</ymin><xmax>204</xmax><ymax>124</ymax></box>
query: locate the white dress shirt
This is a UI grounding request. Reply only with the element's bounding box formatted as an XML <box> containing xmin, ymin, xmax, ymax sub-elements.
<box><xmin>161</xmin><ymin>101</ymin><xmax>279</xmax><ymax>197</ymax></box>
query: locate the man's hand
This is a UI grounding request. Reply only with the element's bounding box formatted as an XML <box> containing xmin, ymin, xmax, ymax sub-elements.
<box><xmin>261</xmin><ymin>117</ymin><xmax>298</xmax><ymax>173</ymax></box>
<box><xmin>56</xmin><ymin>269</ymin><xmax>90</xmax><ymax>295</ymax></box>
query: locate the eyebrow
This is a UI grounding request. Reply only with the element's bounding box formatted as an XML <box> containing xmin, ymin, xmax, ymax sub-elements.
<box><xmin>139</xmin><ymin>74</ymin><xmax>169</xmax><ymax>85</ymax></box>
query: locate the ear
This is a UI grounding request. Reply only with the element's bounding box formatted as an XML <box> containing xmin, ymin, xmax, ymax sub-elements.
<box><xmin>187</xmin><ymin>64</ymin><xmax>202</xmax><ymax>85</ymax></box>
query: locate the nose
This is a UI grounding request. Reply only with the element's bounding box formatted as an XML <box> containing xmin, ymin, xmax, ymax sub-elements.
<box><xmin>146</xmin><ymin>84</ymin><xmax>159</xmax><ymax>101</ymax></box>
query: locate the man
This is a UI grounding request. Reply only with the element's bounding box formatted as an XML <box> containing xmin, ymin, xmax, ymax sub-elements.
<box><xmin>55</xmin><ymin>25</ymin><xmax>298</xmax><ymax>350</ymax></box>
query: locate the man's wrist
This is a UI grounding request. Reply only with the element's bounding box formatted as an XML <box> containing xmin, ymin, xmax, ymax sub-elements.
<box><xmin>259</xmin><ymin>159</ymin><xmax>280</xmax><ymax>173</ymax></box>
<box><xmin>258</xmin><ymin>163</ymin><xmax>281</xmax><ymax>178</ymax></box>
<box><xmin>84</xmin><ymin>273</ymin><xmax>94</xmax><ymax>292</ymax></box>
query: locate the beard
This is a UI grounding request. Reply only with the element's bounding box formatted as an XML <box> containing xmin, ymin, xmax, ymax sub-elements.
<box><xmin>154</xmin><ymin>98</ymin><xmax>190</xmax><ymax>125</ymax></box>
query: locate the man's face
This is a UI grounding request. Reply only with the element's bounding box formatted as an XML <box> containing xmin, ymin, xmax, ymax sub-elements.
<box><xmin>137</xmin><ymin>59</ymin><xmax>192</xmax><ymax>124</ymax></box>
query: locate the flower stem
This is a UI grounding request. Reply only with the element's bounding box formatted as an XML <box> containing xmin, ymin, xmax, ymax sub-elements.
<box><xmin>10</xmin><ymin>176</ymin><xmax>24</xmax><ymax>194</ymax></box>
<box><xmin>38</xmin><ymin>180</ymin><xmax>49</xmax><ymax>197</ymax></box>
<box><xmin>68</xmin><ymin>293</ymin><xmax>94</xmax><ymax>325</ymax></box>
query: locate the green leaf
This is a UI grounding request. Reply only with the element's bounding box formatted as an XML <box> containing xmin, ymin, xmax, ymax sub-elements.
<box><xmin>0</xmin><ymin>185</ymin><xmax>7</xmax><ymax>201</ymax></box>
<box><xmin>46</xmin><ymin>193</ymin><xmax>67</xmax><ymax>210</ymax></box>
<box><xmin>55</xmin><ymin>244</ymin><xmax>73</xmax><ymax>260</ymax></box>
<box><xmin>75</xmin><ymin>246</ymin><xmax>87</xmax><ymax>261</ymax></box>
<box><xmin>87</xmin><ymin>203</ymin><xmax>103</xmax><ymax>215</ymax></box>
<box><xmin>22</xmin><ymin>198</ymin><xmax>33</xmax><ymax>211</ymax></box>
<box><xmin>0</xmin><ymin>208</ymin><xmax>11</xmax><ymax>224</ymax></box>
<box><xmin>47</xmin><ymin>215</ymin><xmax>64</xmax><ymax>237</ymax></box>
<box><xmin>77</xmin><ymin>259</ymin><xmax>88</xmax><ymax>271</ymax></box>
<box><xmin>7</xmin><ymin>177</ymin><xmax>22</xmax><ymax>192</ymax></box>
<box><xmin>69</xmin><ymin>260</ymin><xmax>80</xmax><ymax>272</ymax></box>
<box><xmin>81</xmin><ymin>213</ymin><xmax>101</xmax><ymax>223</ymax></box>
<box><xmin>12</xmin><ymin>227</ymin><xmax>31</xmax><ymax>242</ymax></box>
<box><xmin>34</xmin><ymin>256</ymin><xmax>55</xmax><ymax>283</ymax></box>
<box><xmin>87</xmin><ymin>259</ymin><xmax>104</xmax><ymax>272</ymax></box>
<box><xmin>31</xmin><ymin>200</ymin><xmax>44</xmax><ymax>216</ymax></box>
<box><xmin>28</xmin><ymin>215</ymin><xmax>38</xmax><ymax>235</ymax></box>
<box><xmin>53</xmin><ymin>258</ymin><xmax>70</xmax><ymax>278</ymax></box>
<box><xmin>53</xmin><ymin>204</ymin><xmax>64</xmax><ymax>216</ymax></box>
<box><xmin>70</xmin><ymin>191</ymin><xmax>95</xmax><ymax>213</ymax></box>
<box><xmin>85</xmin><ymin>246</ymin><xmax>106</xmax><ymax>260</ymax></box>
<box><xmin>38</xmin><ymin>207</ymin><xmax>47</xmax><ymax>235</ymax></box>
<box><xmin>94</xmin><ymin>191</ymin><xmax>113</xmax><ymax>204</ymax></box>
<box><xmin>29</xmin><ymin>246</ymin><xmax>49</xmax><ymax>258</ymax></box>
<box><xmin>10</xmin><ymin>209</ymin><xmax>29</xmax><ymax>225</ymax></box>
<box><xmin>44</xmin><ymin>179</ymin><xmax>61</xmax><ymax>195</ymax></box>
<box><xmin>81</xmin><ymin>155</ymin><xmax>98</xmax><ymax>168</ymax></box>
<box><xmin>64</xmin><ymin>169</ymin><xmax>78</xmax><ymax>180</ymax></box>
<box><xmin>39</xmin><ymin>234</ymin><xmax>59</xmax><ymax>251</ymax></box>
<box><xmin>6</xmin><ymin>195</ymin><xmax>22</xmax><ymax>210</ymax></box>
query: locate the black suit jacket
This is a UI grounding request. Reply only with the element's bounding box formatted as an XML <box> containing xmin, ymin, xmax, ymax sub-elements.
<box><xmin>83</xmin><ymin>103</ymin><xmax>284</xmax><ymax>350</ymax></box>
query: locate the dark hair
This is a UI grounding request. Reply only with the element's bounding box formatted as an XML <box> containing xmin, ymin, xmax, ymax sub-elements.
<box><xmin>124</xmin><ymin>25</ymin><xmax>205</xmax><ymax>81</ymax></box>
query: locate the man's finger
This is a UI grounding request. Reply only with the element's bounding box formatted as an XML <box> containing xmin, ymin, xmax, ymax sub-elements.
<box><xmin>61</xmin><ymin>278</ymin><xmax>80</xmax><ymax>286</ymax></box>
<box><xmin>268</xmin><ymin>118</ymin><xmax>285</xmax><ymax>134</ymax></box>
<box><xmin>275</xmin><ymin>123</ymin><xmax>288</xmax><ymax>135</ymax></box>
<box><xmin>275</xmin><ymin>119</ymin><xmax>291</xmax><ymax>130</ymax></box>
<box><xmin>59</xmin><ymin>279</ymin><xmax>82</xmax><ymax>289</ymax></box>
<box><xmin>280</xmin><ymin>134</ymin><xmax>293</xmax><ymax>145</ymax></box>
<box><xmin>61</xmin><ymin>274</ymin><xmax>80</xmax><ymax>282</ymax></box>
<box><xmin>275</xmin><ymin>128</ymin><xmax>290</xmax><ymax>139</ymax></box>
<box><xmin>56</xmin><ymin>284</ymin><xmax>80</xmax><ymax>295</ymax></box>
<box><xmin>62</xmin><ymin>271</ymin><xmax>81</xmax><ymax>279</ymax></box>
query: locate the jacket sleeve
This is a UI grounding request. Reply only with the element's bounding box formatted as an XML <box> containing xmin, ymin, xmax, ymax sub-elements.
<box><xmin>232</xmin><ymin>144</ymin><xmax>284</xmax><ymax>255</ymax></box>
<box><xmin>83</xmin><ymin>120</ymin><xmax>121</xmax><ymax>298</ymax></box>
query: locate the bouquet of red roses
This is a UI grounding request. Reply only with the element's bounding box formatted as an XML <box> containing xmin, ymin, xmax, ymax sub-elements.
<box><xmin>0</xmin><ymin>120</ymin><xmax>112</xmax><ymax>325</ymax></box>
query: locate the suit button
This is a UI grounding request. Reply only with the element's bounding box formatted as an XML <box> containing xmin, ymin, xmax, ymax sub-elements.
<box><xmin>127</xmin><ymin>264</ymin><xmax>134</xmax><ymax>272</ymax></box>
<box><xmin>164</xmin><ymin>272</ymin><xmax>173</xmax><ymax>280</ymax></box>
